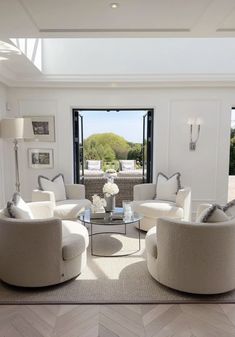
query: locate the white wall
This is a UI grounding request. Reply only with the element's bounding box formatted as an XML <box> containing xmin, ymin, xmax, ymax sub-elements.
<box><xmin>0</xmin><ymin>82</ymin><xmax>7</xmax><ymax>208</ymax></box>
<box><xmin>5</xmin><ymin>86</ymin><xmax>234</xmax><ymax>212</ymax></box>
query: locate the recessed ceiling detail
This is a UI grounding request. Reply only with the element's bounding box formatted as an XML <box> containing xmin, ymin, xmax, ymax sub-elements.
<box><xmin>39</xmin><ymin>28</ymin><xmax>190</xmax><ymax>33</ymax></box>
<box><xmin>0</xmin><ymin>0</ymin><xmax>234</xmax><ymax>37</ymax></box>
<box><xmin>20</xmin><ymin>0</ymin><xmax>211</xmax><ymax>31</ymax></box>
<box><xmin>2</xmin><ymin>1</ymin><xmax>235</xmax><ymax>87</ymax></box>
<box><xmin>217</xmin><ymin>7</ymin><xmax>235</xmax><ymax>32</ymax></box>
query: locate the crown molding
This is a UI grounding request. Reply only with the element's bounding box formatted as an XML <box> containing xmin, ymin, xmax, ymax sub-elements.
<box><xmin>3</xmin><ymin>71</ymin><xmax>235</xmax><ymax>88</ymax></box>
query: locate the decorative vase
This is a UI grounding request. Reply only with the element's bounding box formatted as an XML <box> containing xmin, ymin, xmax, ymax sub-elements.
<box><xmin>105</xmin><ymin>194</ymin><xmax>116</xmax><ymax>212</ymax></box>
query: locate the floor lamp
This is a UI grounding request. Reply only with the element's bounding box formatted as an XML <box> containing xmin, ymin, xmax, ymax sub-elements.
<box><xmin>0</xmin><ymin>118</ymin><xmax>33</xmax><ymax>192</ymax></box>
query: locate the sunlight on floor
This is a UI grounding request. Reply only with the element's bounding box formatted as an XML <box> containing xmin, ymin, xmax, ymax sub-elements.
<box><xmin>79</xmin><ymin>255</ymin><xmax>145</xmax><ymax>280</ymax></box>
<box><xmin>79</xmin><ymin>235</ymin><xmax>146</xmax><ymax>280</ymax></box>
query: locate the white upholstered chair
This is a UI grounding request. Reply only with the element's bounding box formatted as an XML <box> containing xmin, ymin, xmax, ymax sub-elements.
<box><xmin>0</xmin><ymin>201</ymin><xmax>89</xmax><ymax>287</ymax></box>
<box><xmin>84</xmin><ymin>160</ymin><xmax>104</xmax><ymax>177</ymax></box>
<box><xmin>146</xmin><ymin>217</ymin><xmax>235</xmax><ymax>294</ymax></box>
<box><xmin>32</xmin><ymin>183</ymin><xmax>91</xmax><ymax>220</ymax></box>
<box><xmin>118</xmin><ymin>160</ymin><xmax>143</xmax><ymax>177</ymax></box>
<box><xmin>132</xmin><ymin>183</ymin><xmax>191</xmax><ymax>231</ymax></box>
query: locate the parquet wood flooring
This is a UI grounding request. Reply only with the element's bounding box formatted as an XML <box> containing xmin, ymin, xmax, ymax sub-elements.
<box><xmin>0</xmin><ymin>304</ymin><xmax>235</xmax><ymax>337</ymax></box>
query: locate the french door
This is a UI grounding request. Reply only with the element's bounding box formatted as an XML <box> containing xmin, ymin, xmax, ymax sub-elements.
<box><xmin>72</xmin><ymin>108</ymin><xmax>154</xmax><ymax>184</ymax></box>
<box><xmin>142</xmin><ymin>110</ymin><xmax>154</xmax><ymax>183</ymax></box>
<box><xmin>73</xmin><ymin>110</ymin><xmax>84</xmax><ymax>184</ymax></box>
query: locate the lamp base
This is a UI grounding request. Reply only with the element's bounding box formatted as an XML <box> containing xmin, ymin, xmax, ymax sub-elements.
<box><xmin>13</xmin><ymin>139</ymin><xmax>20</xmax><ymax>192</ymax></box>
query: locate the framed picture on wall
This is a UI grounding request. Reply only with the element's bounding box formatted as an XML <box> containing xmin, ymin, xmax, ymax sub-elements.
<box><xmin>27</xmin><ymin>116</ymin><xmax>55</xmax><ymax>142</ymax></box>
<box><xmin>28</xmin><ymin>149</ymin><xmax>54</xmax><ymax>169</ymax></box>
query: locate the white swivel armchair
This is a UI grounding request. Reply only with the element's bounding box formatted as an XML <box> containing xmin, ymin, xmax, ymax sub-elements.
<box><xmin>146</xmin><ymin>217</ymin><xmax>235</xmax><ymax>294</ymax></box>
<box><xmin>132</xmin><ymin>183</ymin><xmax>191</xmax><ymax>231</ymax></box>
<box><xmin>0</xmin><ymin>201</ymin><xmax>89</xmax><ymax>287</ymax></box>
<box><xmin>32</xmin><ymin>184</ymin><xmax>91</xmax><ymax>220</ymax></box>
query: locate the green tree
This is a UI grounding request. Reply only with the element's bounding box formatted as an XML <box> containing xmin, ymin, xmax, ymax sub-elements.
<box><xmin>103</xmin><ymin>144</ymin><xmax>115</xmax><ymax>161</ymax></box>
<box><xmin>84</xmin><ymin>133</ymin><xmax>146</xmax><ymax>168</ymax></box>
<box><xmin>84</xmin><ymin>133</ymin><xmax>130</xmax><ymax>160</ymax></box>
<box><xmin>96</xmin><ymin>144</ymin><xmax>105</xmax><ymax>159</ymax></box>
<box><xmin>127</xmin><ymin>143</ymin><xmax>143</xmax><ymax>166</ymax></box>
<box><xmin>84</xmin><ymin>140</ymin><xmax>99</xmax><ymax>160</ymax></box>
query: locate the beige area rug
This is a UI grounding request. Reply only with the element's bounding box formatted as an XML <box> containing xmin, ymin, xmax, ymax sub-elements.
<box><xmin>0</xmin><ymin>223</ymin><xmax>235</xmax><ymax>304</ymax></box>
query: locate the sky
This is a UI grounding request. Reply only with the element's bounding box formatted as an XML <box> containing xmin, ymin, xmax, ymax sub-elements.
<box><xmin>82</xmin><ymin>110</ymin><xmax>146</xmax><ymax>143</ymax></box>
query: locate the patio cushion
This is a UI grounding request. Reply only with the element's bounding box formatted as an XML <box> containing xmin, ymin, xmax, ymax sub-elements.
<box><xmin>87</xmin><ymin>160</ymin><xmax>101</xmax><ymax>170</ymax></box>
<box><xmin>120</xmin><ymin>160</ymin><xmax>135</xmax><ymax>171</ymax></box>
<box><xmin>118</xmin><ymin>169</ymin><xmax>142</xmax><ymax>176</ymax></box>
<box><xmin>84</xmin><ymin>169</ymin><xmax>104</xmax><ymax>177</ymax></box>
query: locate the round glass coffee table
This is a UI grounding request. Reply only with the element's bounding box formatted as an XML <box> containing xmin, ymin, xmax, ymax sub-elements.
<box><xmin>80</xmin><ymin>208</ymin><xmax>143</xmax><ymax>257</ymax></box>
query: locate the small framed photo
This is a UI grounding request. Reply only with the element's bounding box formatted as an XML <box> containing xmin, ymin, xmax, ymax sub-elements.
<box><xmin>28</xmin><ymin>149</ymin><xmax>54</xmax><ymax>169</ymax></box>
<box><xmin>28</xmin><ymin>116</ymin><xmax>55</xmax><ymax>142</ymax></box>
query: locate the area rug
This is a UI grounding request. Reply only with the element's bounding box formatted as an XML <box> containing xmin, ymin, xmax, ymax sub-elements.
<box><xmin>0</xmin><ymin>224</ymin><xmax>235</xmax><ymax>304</ymax></box>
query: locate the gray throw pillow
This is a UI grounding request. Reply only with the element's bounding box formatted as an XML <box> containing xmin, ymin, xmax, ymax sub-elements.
<box><xmin>155</xmin><ymin>172</ymin><xmax>181</xmax><ymax>202</ymax></box>
<box><xmin>223</xmin><ymin>199</ymin><xmax>235</xmax><ymax>218</ymax></box>
<box><xmin>38</xmin><ymin>173</ymin><xmax>66</xmax><ymax>202</ymax></box>
<box><xmin>7</xmin><ymin>192</ymin><xmax>33</xmax><ymax>219</ymax></box>
<box><xmin>199</xmin><ymin>204</ymin><xmax>230</xmax><ymax>223</ymax></box>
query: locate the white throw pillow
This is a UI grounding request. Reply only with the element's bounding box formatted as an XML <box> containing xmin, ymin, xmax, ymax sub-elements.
<box><xmin>7</xmin><ymin>193</ymin><xmax>33</xmax><ymax>219</ymax></box>
<box><xmin>121</xmin><ymin>160</ymin><xmax>135</xmax><ymax>171</ymax></box>
<box><xmin>155</xmin><ymin>172</ymin><xmax>181</xmax><ymax>202</ymax></box>
<box><xmin>197</xmin><ymin>204</ymin><xmax>230</xmax><ymax>223</ymax></box>
<box><xmin>87</xmin><ymin>160</ymin><xmax>101</xmax><ymax>170</ymax></box>
<box><xmin>38</xmin><ymin>174</ymin><xmax>67</xmax><ymax>201</ymax></box>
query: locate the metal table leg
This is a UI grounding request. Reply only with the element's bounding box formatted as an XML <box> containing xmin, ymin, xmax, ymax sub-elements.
<box><xmin>91</xmin><ymin>222</ymin><xmax>93</xmax><ymax>255</ymax></box>
<box><xmin>138</xmin><ymin>220</ymin><xmax>141</xmax><ymax>250</ymax></box>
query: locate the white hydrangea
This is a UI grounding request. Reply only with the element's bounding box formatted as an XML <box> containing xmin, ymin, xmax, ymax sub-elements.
<box><xmin>103</xmin><ymin>182</ymin><xmax>119</xmax><ymax>196</ymax></box>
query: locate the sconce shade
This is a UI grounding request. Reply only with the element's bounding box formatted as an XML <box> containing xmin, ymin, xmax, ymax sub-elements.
<box><xmin>0</xmin><ymin>118</ymin><xmax>33</xmax><ymax>140</ymax></box>
<box><xmin>187</xmin><ymin>118</ymin><xmax>194</xmax><ymax>125</ymax></box>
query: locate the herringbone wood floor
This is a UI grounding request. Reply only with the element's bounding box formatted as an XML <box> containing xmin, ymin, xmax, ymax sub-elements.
<box><xmin>1</xmin><ymin>304</ymin><xmax>235</xmax><ymax>337</ymax></box>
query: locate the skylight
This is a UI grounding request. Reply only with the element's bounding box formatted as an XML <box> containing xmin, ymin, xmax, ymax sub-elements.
<box><xmin>10</xmin><ymin>38</ymin><xmax>42</xmax><ymax>71</ymax></box>
<box><xmin>3</xmin><ymin>38</ymin><xmax>235</xmax><ymax>77</ymax></box>
<box><xmin>41</xmin><ymin>38</ymin><xmax>235</xmax><ymax>75</ymax></box>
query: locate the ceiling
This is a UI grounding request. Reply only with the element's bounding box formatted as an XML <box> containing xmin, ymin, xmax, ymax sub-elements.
<box><xmin>1</xmin><ymin>0</ymin><xmax>235</xmax><ymax>87</ymax></box>
<box><xmin>1</xmin><ymin>0</ymin><xmax>235</xmax><ymax>38</ymax></box>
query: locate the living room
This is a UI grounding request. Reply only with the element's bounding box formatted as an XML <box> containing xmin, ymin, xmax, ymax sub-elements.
<box><xmin>0</xmin><ymin>83</ymin><xmax>231</xmax><ymax>209</ymax></box>
<box><xmin>1</xmin><ymin>1</ymin><xmax>235</xmax><ymax>336</ymax></box>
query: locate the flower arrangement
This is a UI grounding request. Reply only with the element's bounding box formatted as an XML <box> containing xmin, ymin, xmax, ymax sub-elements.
<box><xmin>105</xmin><ymin>168</ymin><xmax>116</xmax><ymax>174</ymax></box>
<box><xmin>103</xmin><ymin>181</ymin><xmax>119</xmax><ymax>197</ymax></box>
<box><xmin>91</xmin><ymin>194</ymin><xmax>106</xmax><ymax>213</ymax></box>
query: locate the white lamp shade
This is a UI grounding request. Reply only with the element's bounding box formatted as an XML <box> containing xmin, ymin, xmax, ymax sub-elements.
<box><xmin>0</xmin><ymin>118</ymin><xmax>34</xmax><ymax>140</ymax></box>
<box><xmin>195</xmin><ymin>117</ymin><xmax>202</xmax><ymax>125</ymax></box>
<box><xmin>187</xmin><ymin>118</ymin><xmax>195</xmax><ymax>125</ymax></box>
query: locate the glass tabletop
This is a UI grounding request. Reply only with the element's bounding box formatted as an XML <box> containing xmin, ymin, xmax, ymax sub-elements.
<box><xmin>80</xmin><ymin>207</ymin><xmax>143</xmax><ymax>225</ymax></box>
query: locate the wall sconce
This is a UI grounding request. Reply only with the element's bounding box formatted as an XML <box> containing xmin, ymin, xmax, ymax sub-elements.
<box><xmin>188</xmin><ymin>118</ymin><xmax>201</xmax><ymax>151</ymax></box>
